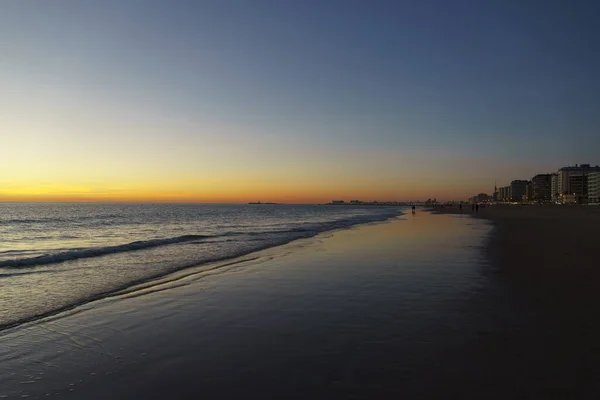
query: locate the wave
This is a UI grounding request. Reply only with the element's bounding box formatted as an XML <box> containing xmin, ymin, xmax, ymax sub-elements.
<box><xmin>0</xmin><ymin>209</ymin><xmax>402</xmax><ymax>270</ymax></box>
<box><xmin>0</xmin><ymin>218</ymin><xmax>60</xmax><ymax>225</ymax></box>
<box><xmin>0</xmin><ymin>249</ymin><xmax>36</xmax><ymax>255</ymax></box>
<box><xmin>0</xmin><ymin>255</ymin><xmax>263</xmax><ymax>332</ymax></box>
<box><xmin>0</xmin><ymin>209</ymin><xmax>404</xmax><ymax>332</ymax></box>
<box><xmin>0</xmin><ymin>235</ymin><xmax>210</xmax><ymax>269</ymax></box>
<box><xmin>223</xmin><ymin>210</ymin><xmax>401</xmax><ymax>237</ymax></box>
<box><xmin>0</xmin><ymin>214</ymin><xmax>125</xmax><ymax>225</ymax></box>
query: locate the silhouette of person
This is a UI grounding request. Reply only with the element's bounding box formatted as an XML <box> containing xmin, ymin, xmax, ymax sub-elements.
<box><xmin>472</xmin><ymin>204</ymin><xmax>475</xmax><ymax>212</ymax></box>
<box><xmin>459</xmin><ymin>204</ymin><xmax>463</xmax><ymax>212</ymax></box>
<box><xmin>475</xmin><ymin>204</ymin><xmax>479</xmax><ymax>212</ymax></box>
<box><xmin>411</xmin><ymin>205</ymin><xmax>415</xmax><ymax>214</ymax></box>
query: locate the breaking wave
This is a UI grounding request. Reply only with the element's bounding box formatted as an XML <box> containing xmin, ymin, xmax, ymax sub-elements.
<box><xmin>0</xmin><ymin>235</ymin><xmax>210</xmax><ymax>269</ymax></box>
<box><xmin>0</xmin><ymin>209</ymin><xmax>401</xmax><ymax>270</ymax></box>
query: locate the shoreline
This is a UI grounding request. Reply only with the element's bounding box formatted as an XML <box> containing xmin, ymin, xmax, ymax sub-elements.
<box><xmin>0</xmin><ymin>208</ymin><xmax>405</xmax><ymax>333</ymax></box>
<box><xmin>3</xmin><ymin>210</ymin><xmax>600</xmax><ymax>398</ymax></box>
<box><xmin>1</xmin><ymin>213</ymin><xmax>497</xmax><ymax>399</ymax></box>
<box><xmin>430</xmin><ymin>206</ymin><xmax>600</xmax><ymax>398</ymax></box>
<box><xmin>430</xmin><ymin>204</ymin><xmax>600</xmax><ymax>289</ymax></box>
<box><xmin>432</xmin><ymin>205</ymin><xmax>600</xmax><ymax>364</ymax></box>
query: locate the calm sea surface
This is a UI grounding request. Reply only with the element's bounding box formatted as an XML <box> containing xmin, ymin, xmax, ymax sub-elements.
<box><xmin>0</xmin><ymin>203</ymin><xmax>402</xmax><ymax>329</ymax></box>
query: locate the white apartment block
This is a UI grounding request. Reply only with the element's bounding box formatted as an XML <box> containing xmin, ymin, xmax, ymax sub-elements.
<box><xmin>588</xmin><ymin>172</ymin><xmax>600</xmax><ymax>204</ymax></box>
<box><xmin>555</xmin><ymin>164</ymin><xmax>600</xmax><ymax>203</ymax></box>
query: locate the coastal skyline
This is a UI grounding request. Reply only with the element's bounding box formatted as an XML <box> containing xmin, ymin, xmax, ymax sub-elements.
<box><xmin>2</xmin><ymin>1</ymin><xmax>600</xmax><ymax>203</ymax></box>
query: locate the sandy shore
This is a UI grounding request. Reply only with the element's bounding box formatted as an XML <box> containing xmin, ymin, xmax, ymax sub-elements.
<box><xmin>433</xmin><ymin>204</ymin><xmax>600</xmax><ymax>298</ymax></box>
<box><xmin>433</xmin><ymin>204</ymin><xmax>600</xmax><ymax>398</ymax></box>
<box><xmin>1</xmin><ymin>213</ymin><xmax>496</xmax><ymax>399</ymax></box>
<box><xmin>2</xmin><ymin>210</ymin><xmax>600</xmax><ymax>398</ymax></box>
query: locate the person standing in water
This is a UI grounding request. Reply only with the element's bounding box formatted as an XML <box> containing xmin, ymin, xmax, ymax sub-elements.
<box><xmin>411</xmin><ymin>205</ymin><xmax>416</xmax><ymax>215</ymax></box>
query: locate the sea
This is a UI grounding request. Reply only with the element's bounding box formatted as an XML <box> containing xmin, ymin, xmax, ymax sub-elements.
<box><xmin>0</xmin><ymin>203</ymin><xmax>403</xmax><ymax>330</ymax></box>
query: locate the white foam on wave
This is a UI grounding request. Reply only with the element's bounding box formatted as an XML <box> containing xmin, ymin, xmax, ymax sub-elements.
<box><xmin>0</xmin><ymin>235</ymin><xmax>210</xmax><ymax>269</ymax></box>
<box><xmin>1</xmin><ymin>209</ymin><xmax>402</xmax><ymax>270</ymax></box>
<box><xmin>0</xmin><ymin>207</ymin><xmax>405</xmax><ymax>331</ymax></box>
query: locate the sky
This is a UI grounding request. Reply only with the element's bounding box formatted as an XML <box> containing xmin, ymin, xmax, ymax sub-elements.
<box><xmin>1</xmin><ymin>0</ymin><xmax>599</xmax><ymax>203</ymax></box>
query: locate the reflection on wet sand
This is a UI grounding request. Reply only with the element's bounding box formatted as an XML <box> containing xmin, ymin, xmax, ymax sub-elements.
<box><xmin>3</xmin><ymin>212</ymin><xmax>592</xmax><ymax>399</ymax></box>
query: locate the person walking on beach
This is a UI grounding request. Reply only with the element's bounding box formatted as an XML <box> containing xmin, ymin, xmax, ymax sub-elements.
<box><xmin>459</xmin><ymin>203</ymin><xmax>462</xmax><ymax>212</ymax></box>
<box><xmin>471</xmin><ymin>204</ymin><xmax>475</xmax><ymax>212</ymax></box>
<box><xmin>475</xmin><ymin>204</ymin><xmax>479</xmax><ymax>212</ymax></box>
<box><xmin>411</xmin><ymin>205</ymin><xmax>416</xmax><ymax>215</ymax></box>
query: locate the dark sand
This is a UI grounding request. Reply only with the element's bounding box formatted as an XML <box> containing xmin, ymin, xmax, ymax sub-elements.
<box><xmin>434</xmin><ymin>204</ymin><xmax>600</xmax><ymax>399</ymax></box>
<box><xmin>2</xmin><ymin>209</ymin><xmax>599</xmax><ymax>399</ymax></box>
<box><xmin>435</xmin><ymin>204</ymin><xmax>600</xmax><ymax>301</ymax></box>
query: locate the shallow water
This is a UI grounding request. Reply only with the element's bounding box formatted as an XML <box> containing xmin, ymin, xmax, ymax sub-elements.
<box><xmin>0</xmin><ymin>203</ymin><xmax>401</xmax><ymax>329</ymax></box>
<box><xmin>0</xmin><ymin>212</ymin><xmax>526</xmax><ymax>399</ymax></box>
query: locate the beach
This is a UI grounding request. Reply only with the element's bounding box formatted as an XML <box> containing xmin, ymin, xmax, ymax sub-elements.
<box><xmin>1</xmin><ymin>209</ymin><xmax>599</xmax><ymax>398</ymax></box>
<box><xmin>435</xmin><ymin>204</ymin><xmax>600</xmax><ymax>302</ymax></box>
<box><xmin>4</xmin><ymin>1</ymin><xmax>598</xmax><ymax>398</ymax></box>
<box><xmin>435</xmin><ymin>204</ymin><xmax>600</xmax><ymax>398</ymax></box>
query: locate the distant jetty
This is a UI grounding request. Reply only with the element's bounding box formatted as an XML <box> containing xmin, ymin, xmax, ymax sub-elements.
<box><xmin>248</xmin><ymin>202</ymin><xmax>278</xmax><ymax>205</ymax></box>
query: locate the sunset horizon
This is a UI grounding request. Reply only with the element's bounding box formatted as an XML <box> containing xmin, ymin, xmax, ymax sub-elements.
<box><xmin>3</xmin><ymin>2</ymin><xmax>598</xmax><ymax>204</ymax></box>
<box><xmin>3</xmin><ymin>1</ymin><xmax>600</xmax><ymax>398</ymax></box>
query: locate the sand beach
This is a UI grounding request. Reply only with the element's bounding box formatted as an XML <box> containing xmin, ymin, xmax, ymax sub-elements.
<box><xmin>435</xmin><ymin>204</ymin><xmax>600</xmax><ymax>300</ymax></box>
<box><xmin>1</xmin><ymin>209</ymin><xmax>599</xmax><ymax>399</ymax></box>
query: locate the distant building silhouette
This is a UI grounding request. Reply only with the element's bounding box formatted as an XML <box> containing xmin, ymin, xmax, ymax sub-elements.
<box><xmin>525</xmin><ymin>181</ymin><xmax>533</xmax><ymax>202</ymax></box>
<box><xmin>503</xmin><ymin>186</ymin><xmax>511</xmax><ymax>202</ymax></box>
<box><xmin>477</xmin><ymin>193</ymin><xmax>490</xmax><ymax>203</ymax></box>
<box><xmin>481</xmin><ymin>163</ymin><xmax>600</xmax><ymax>205</ymax></box>
<box><xmin>555</xmin><ymin>164</ymin><xmax>600</xmax><ymax>204</ymax></box>
<box><xmin>588</xmin><ymin>172</ymin><xmax>600</xmax><ymax>204</ymax></box>
<box><xmin>550</xmin><ymin>173</ymin><xmax>559</xmax><ymax>203</ymax></box>
<box><xmin>531</xmin><ymin>174</ymin><xmax>552</xmax><ymax>202</ymax></box>
<box><xmin>510</xmin><ymin>180</ymin><xmax>529</xmax><ymax>202</ymax></box>
<box><xmin>498</xmin><ymin>186</ymin><xmax>507</xmax><ymax>202</ymax></box>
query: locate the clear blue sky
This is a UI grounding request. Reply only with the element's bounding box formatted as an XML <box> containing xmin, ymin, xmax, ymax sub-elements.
<box><xmin>1</xmin><ymin>0</ymin><xmax>599</xmax><ymax>202</ymax></box>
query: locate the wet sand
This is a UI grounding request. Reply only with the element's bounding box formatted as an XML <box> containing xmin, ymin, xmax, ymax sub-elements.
<box><xmin>434</xmin><ymin>204</ymin><xmax>600</xmax><ymax>299</ymax></box>
<box><xmin>1</xmin><ymin>210</ymin><xmax>599</xmax><ymax>398</ymax></box>
<box><xmin>434</xmin><ymin>204</ymin><xmax>600</xmax><ymax>398</ymax></box>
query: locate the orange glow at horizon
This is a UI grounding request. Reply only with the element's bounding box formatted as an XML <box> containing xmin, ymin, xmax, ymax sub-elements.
<box><xmin>0</xmin><ymin>180</ymin><xmax>483</xmax><ymax>204</ymax></box>
<box><xmin>0</xmin><ymin>121</ymin><xmax>518</xmax><ymax>204</ymax></box>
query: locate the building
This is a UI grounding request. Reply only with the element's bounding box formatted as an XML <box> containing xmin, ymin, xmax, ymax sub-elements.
<box><xmin>497</xmin><ymin>186</ymin><xmax>511</xmax><ymax>202</ymax></box>
<box><xmin>588</xmin><ymin>172</ymin><xmax>600</xmax><ymax>204</ymax></box>
<box><xmin>525</xmin><ymin>181</ymin><xmax>533</xmax><ymax>202</ymax></box>
<box><xmin>476</xmin><ymin>193</ymin><xmax>490</xmax><ymax>203</ymax></box>
<box><xmin>505</xmin><ymin>186</ymin><xmax>511</xmax><ymax>201</ymax></box>
<box><xmin>555</xmin><ymin>164</ymin><xmax>600</xmax><ymax>203</ymax></box>
<box><xmin>550</xmin><ymin>173</ymin><xmax>559</xmax><ymax>203</ymax></box>
<box><xmin>563</xmin><ymin>175</ymin><xmax>588</xmax><ymax>204</ymax></box>
<box><xmin>331</xmin><ymin>200</ymin><xmax>345</xmax><ymax>205</ymax></box>
<box><xmin>569</xmin><ymin>175</ymin><xmax>588</xmax><ymax>196</ymax></box>
<box><xmin>510</xmin><ymin>180</ymin><xmax>529</xmax><ymax>202</ymax></box>
<box><xmin>531</xmin><ymin>174</ymin><xmax>552</xmax><ymax>202</ymax></box>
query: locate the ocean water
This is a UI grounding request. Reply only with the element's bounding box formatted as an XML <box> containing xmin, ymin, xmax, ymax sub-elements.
<box><xmin>1</xmin><ymin>211</ymin><xmax>508</xmax><ymax>400</ymax></box>
<box><xmin>0</xmin><ymin>203</ymin><xmax>403</xmax><ymax>330</ymax></box>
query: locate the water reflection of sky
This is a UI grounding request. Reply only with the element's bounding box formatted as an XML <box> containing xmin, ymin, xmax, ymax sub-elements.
<box><xmin>1</xmin><ymin>212</ymin><xmax>499</xmax><ymax>398</ymax></box>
